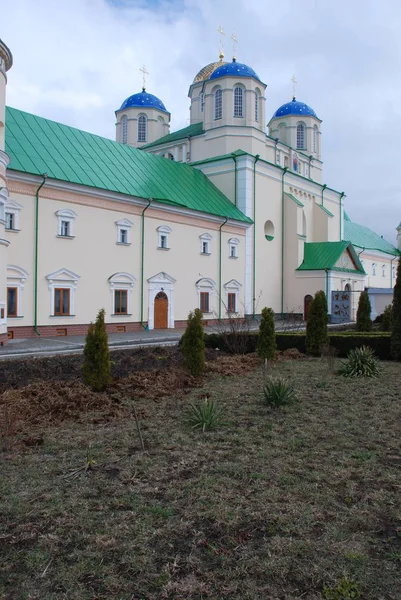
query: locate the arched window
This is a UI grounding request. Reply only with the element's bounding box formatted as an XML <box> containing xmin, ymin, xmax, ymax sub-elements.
<box><xmin>137</xmin><ymin>115</ymin><xmax>147</xmax><ymax>143</ymax></box>
<box><xmin>255</xmin><ymin>93</ymin><xmax>259</xmax><ymax>122</ymax></box>
<box><xmin>158</xmin><ymin>116</ymin><xmax>165</xmax><ymax>138</ymax></box>
<box><xmin>214</xmin><ymin>88</ymin><xmax>222</xmax><ymax>120</ymax></box>
<box><xmin>296</xmin><ymin>123</ymin><xmax>305</xmax><ymax>149</ymax></box>
<box><xmin>200</xmin><ymin>91</ymin><xmax>204</xmax><ymax>113</ymax></box>
<box><xmin>313</xmin><ymin>125</ymin><xmax>318</xmax><ymax>153</ymax></box>
<box><xmin>382</xmin><ymin>264</ymin><xmax>386</xmax><ymax>277</ymax></box>
<box><xmin>121</xmin><ymin>115</ymin><xmax>128</xmax><ymax>144</ymax></box>
<box><xmin>234</xmin><ymin>86</ymin><xmax>244</xmax><ymax>117</ymax></box>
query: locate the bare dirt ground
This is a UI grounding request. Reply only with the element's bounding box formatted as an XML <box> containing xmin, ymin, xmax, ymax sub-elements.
<box><xmin>0</xmin><ymin>348</ymin><xmax>400</xmax><ymax>599</ymax></box>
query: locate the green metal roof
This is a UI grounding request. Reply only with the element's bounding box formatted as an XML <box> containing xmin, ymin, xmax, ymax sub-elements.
<box><xmin>297</xmin><ymin>241</ymin><xmax>365</xmax><ymax>273</ymax></box>
<box><xmin>343</xmin><ymin>218</ymin><xmax>399</xmax><ymax>257</ymax></box>
<box><xmin>5</xmin><ymin>106</ymin><xmax>250</xmax><ymax>223</ymax></box>
<box><xmin>142</xmin><ymin>122</ymin><xmax>204</xmax><ymax>149</ymax></box>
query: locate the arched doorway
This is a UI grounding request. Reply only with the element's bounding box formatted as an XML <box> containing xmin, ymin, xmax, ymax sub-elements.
<box><xmin>304</xmin><ymin>294</ymin><xmax>313</xmax><ymax>321</ymax></box>
<box><xmin>344</xmin><ymin>283</ymin><xmax>351</xmax><ymax>292</ymax></box>
<box><xmin>154</xmin><ymin>292</ymin><xmax>168</xmax><ymax>329</ymax></box>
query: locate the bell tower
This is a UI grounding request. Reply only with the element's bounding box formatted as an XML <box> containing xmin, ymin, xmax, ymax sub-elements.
<box><xmin>0</xmin><ymin>39</ymin><xmax>13</xmax><ymax>345</ymax></box>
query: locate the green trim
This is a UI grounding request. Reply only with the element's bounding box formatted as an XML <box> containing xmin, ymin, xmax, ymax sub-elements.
<box><xmin>285</xmin><ymin>192</ymin><xmax>304</xmax><ymax>207</ymax></box>
<box><xmin>281</xmin><ymin>167</ymin><xmax>288</xmax><ymax>317</ymax></box>
<box><xmin>219</xmin><ymin>217</ymin><xmax>228</xmax><ymax>320</ymax></box>
<box><xmin>34</xmin><ymin>175</ymin><xmax>47</xmax><ymax>336</ymax></box>
<box><xmin>141</xmin><ymin>121</ymin><xmax>204</xmax><ymax>149</ymax></box>
<box><xmin>231</xmin><ymin>153</ymin><xmax>237</xmax><ymax>206</ymax></box>
<box><xmin>317</xmin><ymin>203</ymin><xmax>334</xmax><ymax>217</ymax></box>
<box><xmin>140</xmin><ymin>199</ymin><xmax>151</xmax><ymax>329</ymax></box>
<box><xmin>297</xmin><ymin>241</ymin><xmax>365</xmax><ymax>274</ymax></box>
<box><xmin>253</xmin><ymin>155</ymin><xmax>260</xmax><ymax>317</ymax></box>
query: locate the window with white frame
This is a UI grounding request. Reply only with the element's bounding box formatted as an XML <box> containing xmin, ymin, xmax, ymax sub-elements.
<box><xmin>56</xmin><ymin>209</ymin><xmax>76</xmax><ymax>238</ymax></box>
<box><xmin>0</xmin><ymin>200</ymin><xmax>4</xmax><ymax>222</ymax></box>
<box><xmin>224</xmin><ymin>279</ymin><xmax>241</xmax><ymax>314</ymax></box>
<box><xmin>121</xmin><ymin>115</ymin><xmax>128</xmax><ymax>144</ymax></box>
<box><xmin>382</xmin><ymin>264</ymin><xmax>386</xmax><ymax>277</ymax></box>
<box><xmin>196</xmin><ymin>278</ymin><xmax>215</xmax><ymax>314</ymax></box>
<box><xmin>393</xmin><ymin>266</ymin><xmax>396</xmax><ymax>280</ymax></box>
<box><xmin>372</xmin><ymin>262</ymin><xmax>377</xmax><ymax>276</ymax></box>
<box><xmin>116</xmin><ymin>218</ymin><xmax>133</xmax><ymax>245</ymax></box>
<box><xmin>6</xmin><ymin>265</ymin><xmax>28</xmax><ymax>318</ymax></box>
<box><xmin>214</xmin><ymin>88</ymin><xmax>222</xmax><ymax>120</ymax></box>
<box><xmin>46</xmin><ymin>268</ymin><xmax>80</xmax><ymax>316</ymax></box>
<box><xmin>228</xmin><ymin>237</ymin><xmax>239</xmax><ymax>258</ymax></box>
<box><xmin>255</xmin><ymin>92</ymin><xmax>259</xmax><ymax>122</ymax></box>
<box><xmin>157</xmin><ymin>225</ymin><xmax>172</xmax><ymax>249</ymax></box>
<box><xmin>296</xmin><ymin>123</ymin><xmax>305</xmax><ymax>149</ymax></box>
<box><xmin>200</xmin><ymin>91</ymin><xmax>204</xmax><ymax>113</ymax></box>
<box><xmin>137</xmin><ymin>115</ymin><xmax>147</xmax><ymax>142</ymax></box>
<box><xmin>4</xmin><ymin>198</ymin><xmax>22</xmax><ymax>231</ymax></box>
<box><xmin>108</xmin><ymin>272</ymin><xmax>136</xmax><ymax>315</ymax></box>
<box><xmin>200</xmin><ymin>233</ymin><xmax>212</xmax><ymax>255</ymax></box>
<box><xmin>234</xmin><ymin>86</ymin><xmax>244</xmax><ymax>117</ymax></box>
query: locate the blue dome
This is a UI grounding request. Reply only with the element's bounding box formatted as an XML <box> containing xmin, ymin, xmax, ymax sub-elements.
<box><xmin>119</xmin><ymin>89</ymin><xmax>168</xmax><ymax>113</ymax></box>
<box><xmin>272</xmin><ymin>97</ymin><xmax>318</xmax><ymax>119</ymax></box>
<box><xmin>209</xmin><ymin>60</ymin><xmax>261</xmax><ymax>82</ymax></box>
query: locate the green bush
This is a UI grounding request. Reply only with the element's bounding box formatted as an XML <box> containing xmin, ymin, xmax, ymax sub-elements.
<box><xmin>381</xmin><ymin>304</ymin><xmax>393</xmax><ymax>332</ymax></box>
<box><xmin>305</xmin><ymin>291</ymin><xmax>328</xmax><ymax>356</ymax></box>
<box><xmin>83</xmin><ymin>308</ymin><xmax>111</xmax><ymax>391</ymax></box>
<box><xmin>356</xmin><ymin>290</ymin><xmax>372</xmax><ymax>331</ymax></box>
<box><xmin>262</xmin><ymin>377</ymin><xmax>298</xmax><ymax>408</ymax></box>
<box><xmin>391</xmin><ymin>259</ymin><xmax>401</xmax><ymax>360</ymax></box>
<box><xmin>339</xmin><ymin>346</ymin><xmax>380</xmax><ymax>378</ymax></box>
<box><xmin>185</xmin><ymin>398</ymin><xmax>224</xmax><ymax>432</ymax></box>
<box><xmin>257</xmin><ymin>307</ymin><xmax>276</xmax><ymax>360</ymax></box>
<box><xmin>182</xmin><ymin>308</ymin><xmax>205</xmax><ymax>376</ymax></box>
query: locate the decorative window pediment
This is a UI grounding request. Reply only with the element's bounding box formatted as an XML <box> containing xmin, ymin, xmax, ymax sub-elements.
<box><xmin>228</xmin><ymin>237</ymin><xmax>239</xmax><ymax>258</ymax></box>
<box><xmin>196</xmin><ymin>277</ymin><xmax>216</xmax><ymax>290</ymax></box>
<box><xmin>157</xmin><ymin>225</ymin><xmax>172</xmax><ymax>249</ymax></box>
<box><xmin>46</xmin><ymin>268</ymin><xmax>80</xmax><ymax>317</ymax></box>
<box><xmin>46</xmin><ymin>268</ymin><xmax>81</xmax><ymax>286</ymax></box>
<box><xmin>200</xmin><ymin>232</ymin><xmax>212</xmax><ymax>255</ymax></box>
<box><xmin>116</xmin><ymin>218</ymin><xmax>133</xmax><ymax>244</ymax></box>
<box><xmin>56</xmin><ymin>209</ymin><xmax>77</xmax><ymax>238</ymax></box>
<box><xmin>108</xmin><ymin>272</ymin><xmax>136</xmax><ymax>288</ymax></box>
<box><xmin>224</xmin><ymin>279</ymin><xmax>242</xmax><ymax>290</ymax></box>
<box><xmin>108</xmin><ymin>272</ymin><xmax>136</xmax><ymax>315</ymax></box>
<box><xmin>147</xmin><ymin>271</ymin><xmax>176</xmax><ymax>285</ymax></box>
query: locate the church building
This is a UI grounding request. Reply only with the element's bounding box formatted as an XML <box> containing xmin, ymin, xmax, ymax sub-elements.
<box><xmin>0</xmin><ymin>38</ymin><xmax>399</xmax><ymax>344</ymax></box>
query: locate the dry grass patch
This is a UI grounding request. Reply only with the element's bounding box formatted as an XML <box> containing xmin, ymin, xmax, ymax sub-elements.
<box><xmin>0</xmin><ymin>353</ymin><xmax>400</xmax><ymax>599</ymax></box>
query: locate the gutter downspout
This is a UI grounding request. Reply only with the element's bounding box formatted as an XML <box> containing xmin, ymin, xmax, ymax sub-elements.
<box><xmin>34</xmin><ymin>174</ymin><xmax>47</xmax><ymax>336</ymax></box>
<box><xmin>231</xmin><ymin>153</ymin><xmax>237</xmax><ymax>207</ymax></box>
<box><xmin>281</xmin><ymin>167</ymin><xmax>288</xmax><ymax>318</ymax></box>
<box><xmin>339</xmin><ymin>192</ymin><xmax>345</xmax><ymax>240</ymax></box>
<box><xmin>321</xmin><ymin>183</ymin><xmax>327</xmax><ymax>207</ymax></box>
<box><xmin>140</xmin><ymin>198</ymin><xmax>152</xmax><ymax>329</ymax></box>
<box><xmin>219</xmin><ymin>217</ymin><xmax>228</xmax><ymax>321</ymax></box>
<box><xmin>253</xmin><ymin>154</ymin><xmax>260</xmax><ymax>318</ymax></box>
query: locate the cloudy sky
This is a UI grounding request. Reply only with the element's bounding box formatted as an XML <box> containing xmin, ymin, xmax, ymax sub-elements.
<box><xmin>3</xmin><ymin>0</ymin><xmax>401</xmax><ymax>244</ymax></box>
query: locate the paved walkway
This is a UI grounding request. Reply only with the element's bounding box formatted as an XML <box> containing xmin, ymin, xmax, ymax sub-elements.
<box><xmin>0</xmin><ymin>320</ymin><xmax>302</xmax><ymax>360</ymax></box>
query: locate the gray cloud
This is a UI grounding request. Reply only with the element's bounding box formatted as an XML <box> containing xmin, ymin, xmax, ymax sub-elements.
<box><xmin>3</xmin><ymin>0</ymin><xmax>400</xmax><ymax>243</ymax></box>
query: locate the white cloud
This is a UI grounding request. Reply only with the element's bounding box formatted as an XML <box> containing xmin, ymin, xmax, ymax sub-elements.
<box><xmin>3</xmin><ymin>0</ymin><xmax>401</xmax><ymax>243</ymax></box>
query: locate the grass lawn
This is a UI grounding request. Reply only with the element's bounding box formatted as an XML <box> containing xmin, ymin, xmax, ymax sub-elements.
<box><xmin>0</xmin><ymin>350</ymin><xmax>400</xmax><ymax>599</ymax></box>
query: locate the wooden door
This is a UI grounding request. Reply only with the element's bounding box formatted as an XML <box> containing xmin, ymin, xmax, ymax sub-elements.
<box><xmin>304</xmin><ymin>295</ymin><xmax>313</xmax><ymax>321</ymax></box>
<box><xmin>154</xmin><ymin>292</ymin><xmax>168</xmax><ymax>329</ymax></box>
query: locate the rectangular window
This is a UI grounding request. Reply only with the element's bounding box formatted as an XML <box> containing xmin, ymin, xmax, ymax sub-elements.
<box><xmin>5</xmin><ymin>212</ymin><xmax>14</xmax><ymax>230</ymax></box>
<box><xmin>202</xmin><ymin>241</ymin><xmax>209</xmax><ymax>254</ymax></box>
<box><xmin>230</xmin><ymin>245</ymin><xmax>237</xmax><ymax>258</ymax></box>
<box><xmin>200</xmin><ymin>291</ymin><xmax>210</xmax><ymax>313</ymax></box>
<box><xmin>234</xmin><ymin>87</ymin><xmax>243</xmax><ymax>117</ymax></box>
<box><xmin>114</xmin><ymin>290</ymin><xmax>128</xmax><ymax>314</ymax></box>
<box><xmin>227</xmin><ymin>293</ymin><xmax>236</xmax><ymax>313</ymax></box>
<box><xmin>54</xmin><ymin>288</ymin><xmax>70</xmax><ymax>316</ymax></box>
<box><xmin>214</xmin><ymin>89</ymin><xmax>222</xmax><ymax>120</ymax></box>
<box><xmin>160</xmin><ymin>235</ymin><xmax>167</xmax><ymax>249</ymax></box>
<box><xmin>120</xmin><ymin>229</ymin><xmax>128</xmax><ymax>244</ymax></box>
<box><xmin>7</xmin><ymin>287</ymin><xmax>18</xmax><ymax>317</ymax></box>
<box><xmin>60</xmin><ymin>220</ymin><xmax>70</xmax><ymax>237</ymax></box>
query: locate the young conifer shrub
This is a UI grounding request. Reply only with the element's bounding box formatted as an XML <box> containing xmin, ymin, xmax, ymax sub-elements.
<box><xmin>182</xmin><ymin>308</ymin><xmax>205</xmax><ymax>376</ymax></box>
<box><xmin>305</xmin><ymin>290</ymin><xmax>328</xmax><ymax>356</ymax></box>
<box><xmin>257</xmin><ymin>307</ymin><xmax>276</xmax><ymax>361</ymax></box>
<box><xmin>391</xmin><ymin>259</ymin><xmax>401</xmax><ymax>360</ymax></box>
<box><xmin>83</xmin><ymin>308</ymin><xmax>112</xmax><ymax>391</ymax></box>
<box><xmin>356</xmin><ymin>290</ymin><xmax>373</xmax><ymax>332</ymax></box>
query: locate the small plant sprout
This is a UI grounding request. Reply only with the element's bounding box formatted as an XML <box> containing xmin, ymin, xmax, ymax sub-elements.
<box><xmin>339</xmin><ymin>345</ymin><xmax>380</xmax><ymax>378</ymax></box>
<box><xmin>262</xmin><ymin>377</ymin><xmax>298</xmax><ymax>408</ymax></box>
<box><xmin>185</xmin><ymin>397</ymin><xmax>225</xmax><ymax>432</ymax></box>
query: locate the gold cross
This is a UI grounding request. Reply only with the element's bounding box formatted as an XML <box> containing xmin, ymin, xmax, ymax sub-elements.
<box><xmin>217</xmin><ymin>24</ymin><xmax>226</xmax><ymax>57</ymax></box>
<box><xmin>231</xmin><ymin>32</ymin><xmax>238</xmax><ymax>58</ymax></box>
<box><xmin>139</xmin><ymin>64</ymin><xmax>149</xmax><ymax>90</ymax></box>
<box><xmin>291</xmin><ymin>75</ymin><xmax>297</xmax><ymax>98</ymax></box>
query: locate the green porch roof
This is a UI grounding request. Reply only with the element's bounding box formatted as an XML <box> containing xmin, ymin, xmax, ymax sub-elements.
<box><xmin>297</xmin><ymin>241</ymin><xmax>365</xmax><ymax>273</ymax></box>
<box><xmin>141</xmin><ymin>121</ymin><xmax>204</xmax><ymax>149</ymax></box>
<box><xmin>5</xmin><ymin>107</ymin><xmax>250</xmax><ymax>224</ymax></box>
<box><xmin>343</xmin><ymin>218</ymin><xmax>399</xmax><ymax>256</ymax></box>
